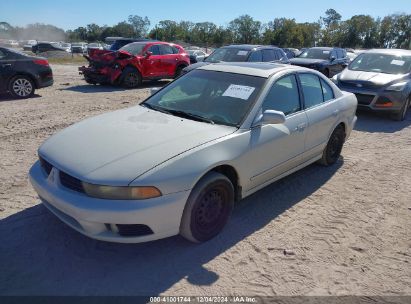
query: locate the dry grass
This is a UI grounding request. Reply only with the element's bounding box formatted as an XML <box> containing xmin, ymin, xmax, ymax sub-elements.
<box><xmin>47</xmin><ymin>55</ymin><xmax>87</xmax><ymax>65</ymax></box>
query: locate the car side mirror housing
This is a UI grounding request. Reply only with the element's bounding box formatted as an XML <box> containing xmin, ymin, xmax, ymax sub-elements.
<box><xmin>330</xmin><ymin>55</ymin><xmax>336</xmax><ymax>61</ymax></box>
<box><xmin>252</xmin><ymin>110</ymin><xmax>286</xmax><ymax>127</ymax></box>
<box><xmin>145</xmin><ymin>51</ymin><xmax>152</xmax><ymax>58</ymax></box>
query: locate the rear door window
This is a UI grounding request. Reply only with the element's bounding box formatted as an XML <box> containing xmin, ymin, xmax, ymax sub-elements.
<box><xmin>160</xmin><ymin>45</ymin><xmax>174</xmax><ymax>55</ymax></box>
<box><xmin>299</xmin><ymin>74</ymin><xmax>324</xmax><ymax>109</ymax></box>
<box><xmin>320</xmin><ymin>79</ymin><xmax>334</xmax><ymax>101</ymax></box>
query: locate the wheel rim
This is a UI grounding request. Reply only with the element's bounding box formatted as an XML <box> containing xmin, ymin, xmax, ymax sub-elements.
<box><xmin>194</xmin><ymin>186</ymin><xmax>227</xmax><ymax>234</ymax></box>
<box><xmin>327</xmin><ymin>131</ymin><xmax>343</xmax><ymax>162</ymax></box>
<box><xmin>125</xmin><ymin>73</ymin><xmax>139</xmax><ymax>87</ymax></box>
<box><xmin>12</xmin><ymin>78</ymin><xmax>33</xmax><ymax>97</ymax></box>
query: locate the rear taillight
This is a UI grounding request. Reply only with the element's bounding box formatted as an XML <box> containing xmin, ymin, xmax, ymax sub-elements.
<box><xmin>33</xmin><ymin>59</ymin><xmax>49</xmax><ymax>66</ymax></box>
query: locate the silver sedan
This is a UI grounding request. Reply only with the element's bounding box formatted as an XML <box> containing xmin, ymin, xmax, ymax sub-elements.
<box><xmin>29</xmin><ymin>62</ymin><xmax>357</xmax><ymax>243</ymax></box>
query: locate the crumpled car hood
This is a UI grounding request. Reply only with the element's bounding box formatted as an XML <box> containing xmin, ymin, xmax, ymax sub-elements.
<box><xmin>39</xmin><ymin>106</ymin><xmax>236</xmax><ymax>185</ymax></box>
<box><xmin>339</xmin><ymin>69</ymin><xmax>406</xmax><ymax>86</ymax></box>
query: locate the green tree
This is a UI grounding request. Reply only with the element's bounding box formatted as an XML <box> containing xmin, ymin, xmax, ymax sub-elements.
<box><xmin>228</xmin><ymin>15</ymin><xmax>261</xmax><ymax>44</ymax></box>
<box><xmin>128</xmin><ymin>15</ymin><xmax>150</xmax><ymax>38</ymax></box>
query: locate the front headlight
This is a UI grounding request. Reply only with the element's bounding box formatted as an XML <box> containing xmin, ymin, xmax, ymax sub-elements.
<box><xmin>82</xmin><ymin>183</ymin><xmax>162</xmax><ymax>200</ymax></box>
<box><xmin>385</xmin><ymin>81</ymin><xmax>407</xmax><ymax>92</ymax></box>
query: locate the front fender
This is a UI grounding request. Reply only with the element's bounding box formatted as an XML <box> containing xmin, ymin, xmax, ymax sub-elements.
<box><xmin>130</xmin><ymin>131</ymin><xmax>249</xmax><ymax>195</ymax></box>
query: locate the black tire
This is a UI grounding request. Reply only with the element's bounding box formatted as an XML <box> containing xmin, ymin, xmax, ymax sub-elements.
<box><xmin>174</xmin><ymin>65</ymin><xmax>185</xmax><ymax>78</ymax></box>
<box><xmin>391</xmin><ymin>97</ymin><xmax>410</xmax><ymax>121</ymax></box>
<box><xmin>121</xmin><ymin>67</ymin><xmax>142</xmax><ymax>88</ymax></box>
<box><xmin>180</xmin><ymin>172</ymin><xmax>234</xmax><ymax>243</ymax></box>
<box><xmin>84</xmin><ymin>77</ymin><xmax>97</xmax><ymax>85</ymax></box>
<box><xmin>319</xmin><ymin>125</ymin><xmax>345</xmax><ymax>166</ymax></box>
<box><xmin>8</xmin><ymin>75</ymin><xmax>35</xmax><ymax>99</ymax></box>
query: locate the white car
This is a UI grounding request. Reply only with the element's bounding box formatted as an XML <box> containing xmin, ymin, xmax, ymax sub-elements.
<box><xmin>29</xmin><ymin>63</ymin><xmax>357</xmax><ymax>243</ymax></box>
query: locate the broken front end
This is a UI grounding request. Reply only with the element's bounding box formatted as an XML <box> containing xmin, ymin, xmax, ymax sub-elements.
<box><xmin>78</xmin><ymin>49</ymin><xmax>133</xmax><ymax>85</ymax></box>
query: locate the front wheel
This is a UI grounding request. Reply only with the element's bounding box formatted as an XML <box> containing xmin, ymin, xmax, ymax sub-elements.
<box><xmin>391</xmin><ymin>97</ymin><xmax>410</xmax><ymax>121</ymax></box>
<box><xmin>180</xmin><ymin>172</ymin><xmax>234</xmax><ymax>243</ymax></box>
<box><xmin>8</xmin><ymin>75</ymin><xmax>35</xmax><ymax>99</ymax></box>
<box><xmin>318</xmin><ymin>125</ymin><xmax>345</xmax><ymax>166</ymax></box>
<box><xmin>121</xmin><ymin>68</ymin><xmax>142</xmax><ymax>88</ymax></box>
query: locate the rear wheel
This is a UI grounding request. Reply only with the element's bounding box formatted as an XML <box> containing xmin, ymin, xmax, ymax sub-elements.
<box><xmin>391</xmin><ymin>97</ymin><xmax>410</xmax><ymax>121</ymax></box>
<box><xmin>319</xmin><ymin>125</ymin><xmax>345</xmax><ymax>166</ymax></box>
<box><xmin>180</xmin><ymin>172</ymin><xmax>234</xmax><ymax>243</ymax></box>
<box><xmin>8</xmin><ymin>75</ymin><xmax>35</xmax><ymax>99</ymax></box>
<box><xmin>174</xmin><ymin>65</ymin><xmax>185</xmax><ymax>78</ymax></box>
<box><xmin>121</xmin><ymin>67</ymin><xmax>142</xmax><ymax>88</ymax></box>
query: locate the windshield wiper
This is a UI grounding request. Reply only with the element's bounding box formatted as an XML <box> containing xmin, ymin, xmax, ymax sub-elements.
<box><xmin>166</xmin><ymin>109</ymin><xmax>215</xmax><ymax>124</ymax></box>
<box><xmin>141</xmin><ymin>103</ymin><xmax>173</xmax><ymax>114</ymax></box>
<box><xmin>142</xmin><ymin>104</ymin><xmax>215</xmax><ymax>124</ymax></box>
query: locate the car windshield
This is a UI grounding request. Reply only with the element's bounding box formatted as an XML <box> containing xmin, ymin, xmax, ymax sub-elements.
<box><xmin>119</xmin><ymin>43</ymin><xmax>146</xmax><ymax>56</ymax></box>
<box><xmin>349</xmin><ymin>53</ymin><xmax>411</xmax><ymax>74</ymax></box>
<box><xmin>299</xmin><ymin>49</ymin><xmax>331</xmax><ymax>60</ymax></box>
<box><xmin>142</xmin><ymin>70</ymin><xmax>266</xmax><ymax>127</ymax></box>
<box><xmin>205</xmin><ymin>48</ymin><xmax>250</xmax><ymax>63</ymax></box>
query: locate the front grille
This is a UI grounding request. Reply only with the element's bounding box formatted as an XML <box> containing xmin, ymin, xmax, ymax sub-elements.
<box><xmin>355</xmin><ymin>93</ymin><xmax>375</xmax><ymax>105</ymax></box>
<box><xmin>59</xmin><ymin>171</ymin><xmax>85</xmax><ymax>193</ymax></box>
<box><xmin>340</xmin><ymin>81</ymin><xmax>380</xmax><ymax>90</ymax></box>
<box><xmin>116</xmin><ymin>224</ymin><xmax>154</xmax><ymax>237</ymax></box>
<box><xmin>39</xmin><ymin>157</ymin><xmax>52</xmax><ymax>175</ymax></box>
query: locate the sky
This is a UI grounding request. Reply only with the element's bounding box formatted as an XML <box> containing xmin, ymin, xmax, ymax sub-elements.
<box><xmin>0</xmin><ymin>0</ymin><xmax>410</xmax><ymax>30</ymax></box>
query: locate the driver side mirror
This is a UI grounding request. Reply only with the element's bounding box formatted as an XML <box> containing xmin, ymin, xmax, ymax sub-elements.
<box><xmin>145</xmin><ymin>51</ymin><xmax>152</xmax><ymax>58</ymax></box>
<box><xmin>252</xmin><ymin>110</ymin><xmax>286</xmax><ymax>127</ymax></box>
<box><xmin>330</xmin><ymin>55</ymin><xmax>336</xmax><ymax>62</ymax></box>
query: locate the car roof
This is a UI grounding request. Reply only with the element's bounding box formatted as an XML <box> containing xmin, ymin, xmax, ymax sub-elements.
<box><xmin>198</xmin><ymin>62</ymin><xmax>305</xmax><ymax>78</ymax></box>
<box><xmin>365</xmin><ymin>48</ymin><xmax>411</xmax><ymax>55</ymax></box>
<box><xmin>309</xmin><ymin>47</ymin><xmax>334</xmax><ymax>51</ymax></box>
<box><xmin>221</xmin><ymin>44</ymin><xmax>280</xmax><ymax>51</ymax></box>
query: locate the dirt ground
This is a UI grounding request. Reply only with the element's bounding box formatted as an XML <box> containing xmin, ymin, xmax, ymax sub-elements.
<box><xmin>0</xmin><ymin>64</ymin><xmax>410</xmax><ymax>296</ymax></box>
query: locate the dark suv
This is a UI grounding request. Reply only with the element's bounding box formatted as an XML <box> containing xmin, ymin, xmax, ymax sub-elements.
<box><xmin>290</xmin><ymin>47</ymin><xmax>349</xmax><ymax>77</ymax></box>
<box><xmin>183</xmin><ymin>45</ymin><xmax>289</xmax><ymax>74</ymax></box>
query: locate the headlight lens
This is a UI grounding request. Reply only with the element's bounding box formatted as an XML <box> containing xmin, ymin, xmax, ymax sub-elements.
<box><xmin>82</xmin><ymin>183</ymin><xmax>162</xmax><ymax>200</ymax></box>
<box><xmin>385</xmin><ymin>81</ymin><xmax>407</xmax><ymax>92</ymax></box>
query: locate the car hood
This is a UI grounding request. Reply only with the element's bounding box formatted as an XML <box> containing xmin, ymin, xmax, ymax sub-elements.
<box><xmin>290</xmin><ymin>58</ymin><xmax>327</xmax><ymax>66</ymax></box>
<box><xmin>39</xmin><ymin>106</ymin><xmax>236</xmax><ymax>185</ymax></box>
<box><xmin>339</xmin><ymin>69</ymin><xmax>406</xmax><ymax>86</ymax></box>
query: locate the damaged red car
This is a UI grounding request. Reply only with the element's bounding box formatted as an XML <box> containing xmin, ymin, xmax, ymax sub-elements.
<box><xmin>79</xmin><ymin>41</ymin><xmax>190</xmax><ymax>88</ymax></box>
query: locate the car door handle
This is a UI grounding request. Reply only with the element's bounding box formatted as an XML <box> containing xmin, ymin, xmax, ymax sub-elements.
<box><xmin>293</xmin><ymin>123</ymin><xmax>307</xmax><ymax>132</ymax></box>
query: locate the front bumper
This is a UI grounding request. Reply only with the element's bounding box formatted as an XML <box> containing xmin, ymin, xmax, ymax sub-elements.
<box><xmin>29</xmin><ymin>161</ymin><xmax>190</xmax><ymax>243</ymax></box>
<box><xmin>337</xmin><ymin>84</ymin><xmax>407</xmax><ymax>113</ymax></box>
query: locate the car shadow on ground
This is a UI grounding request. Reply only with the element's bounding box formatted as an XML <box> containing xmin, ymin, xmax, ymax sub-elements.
<box><xmin>0</xmin><ymin>93</ymin><xmax>42</xmax><ymax>102</ymax></box>
<box><xmin>61</xmin><ymin>80</ymin><xmax>170</xmax><ymax>94</ymax></box>
<box><xmin>0</xmin><ymin>160</ymin><xmax>343</xmax><ymax>296</ymax></box>
<box><xmin>354</xmin><ymin>109</ymin><xmax>411</xmax><ymax>133</ymax></box>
